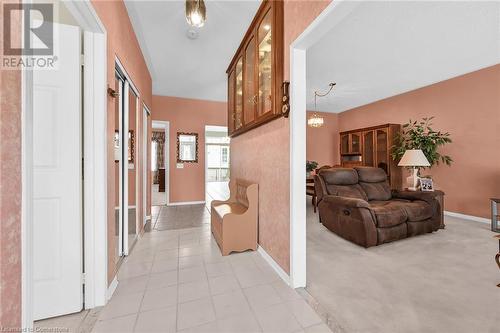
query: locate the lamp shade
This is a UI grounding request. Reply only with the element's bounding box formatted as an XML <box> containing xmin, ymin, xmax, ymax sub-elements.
<box><xmin>398</xmin><ymin>149</ymin><xmax>430</xmax><ymax>167</ymax></box>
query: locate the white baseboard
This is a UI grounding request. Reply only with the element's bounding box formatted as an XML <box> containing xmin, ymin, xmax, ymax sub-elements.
<box><xmin>106</xmin><ymin>276</ymin><xmax>118</xmax><ymax>301</ymax></box>
<box><xmin>257</xmin><ymin>245</ymin><xmax>291</xmax><ymax>286</ymax></box>
<box><xmin>444</xmin><ymin>211</ymin><xmax>489</xmax><ymax>224</ymax></box>
<box><xmin>168</xmin><ymin>200</ymin><xmax>205</xmax><ymax>206</ymax></box>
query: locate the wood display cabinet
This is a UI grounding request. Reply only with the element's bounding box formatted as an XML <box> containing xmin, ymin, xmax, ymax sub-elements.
<box><xmin>340</xmin><ymin>124</ymin><xmax>402</xmax><ymax>189</ymax></box>
<box><xmin>226</xmin><ymin>0</ymin><xmax>284</xmax><ymax>137</ymax></box>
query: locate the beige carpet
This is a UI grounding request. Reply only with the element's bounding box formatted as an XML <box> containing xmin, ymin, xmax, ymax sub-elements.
<box><xmin>306</xmin><ymin>202</ymin><xmax>500</xmax><ymax>333</ymax></box>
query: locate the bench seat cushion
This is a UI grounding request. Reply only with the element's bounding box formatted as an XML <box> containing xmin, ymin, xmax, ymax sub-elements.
<box><xmin>213</xmin><ymin>203</ymin><xmax>247</xmax><ymax>218</ymax></box>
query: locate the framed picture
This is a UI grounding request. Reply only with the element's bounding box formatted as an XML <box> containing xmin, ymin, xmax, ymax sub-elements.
<box><xmin>420</xmin><ymin>178</ymin><xmax>434</xmax><ymax>192</ymax></box>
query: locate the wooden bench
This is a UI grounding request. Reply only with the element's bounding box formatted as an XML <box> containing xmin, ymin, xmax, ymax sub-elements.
<box><xmin>210</xmin><ymin>180</ymin><xmax>258</xmax><ymax>256</ymax></box>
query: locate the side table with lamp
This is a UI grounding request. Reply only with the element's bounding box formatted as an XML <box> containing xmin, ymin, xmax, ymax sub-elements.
<box><xmin>397</xmin><ymin>149</ymin><xmax>445</xmax><ymax>229</ymax></box>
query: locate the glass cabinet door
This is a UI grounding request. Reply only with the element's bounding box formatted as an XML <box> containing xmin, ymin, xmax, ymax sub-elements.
<box><xmin>376</xmin><ymin>129</ymin><xmax>388</xmax><ymax>173</ymax></box>
<box><xmin>227</xmin><ymin>69</ymin><xmax>235</xmax><ymax>134</ymax></box>
<box><xmin>257</xmin><ymin>8</ymin><xmax>272</xmax><ymax>117</ymax></box>
<box><xmin>363</xmin><ymin>131</ymin><xmax>374</xmax><ymax>167</ymax></box>
<box><xmin>340</xmin><ymin>134</ymin><xmax>349</xmax><ymax>155</ymax></box>
<box><xmin>235</xmin><ymin>57</ymin><xmax>243</xmax><ymax>130</ymax></box>
<box><xmin>350</xmin><ymin>132</ymin><xmax>361</xmax><ymax>154</ymax></box>
<box><xmin>244</xmin><ymin>37</ymin><xmax>256</xmax><ymax>125</ymax></box>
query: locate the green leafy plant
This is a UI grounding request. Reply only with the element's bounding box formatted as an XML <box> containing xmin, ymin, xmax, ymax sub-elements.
<box><xmin>306</xmin><ymin>160</ymin><xmax>318</xmax><ymax>173</ymax></box>
<box><xmin>391</xmin><ymin>117</ymin><xmax>453</xmax><ymax>168</ymax></box>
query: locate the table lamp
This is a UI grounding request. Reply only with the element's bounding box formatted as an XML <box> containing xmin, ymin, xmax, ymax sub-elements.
<box><xmin>397</xmin><ymin>149</ymin><xmax>430</xmax><ymax>191</ymax></box>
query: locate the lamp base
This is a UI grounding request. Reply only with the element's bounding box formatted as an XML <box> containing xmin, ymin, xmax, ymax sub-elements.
<box><xmin>406</xmin><ymin>167</ymin><xmax>419</xmax><ymax>191</ymax></box>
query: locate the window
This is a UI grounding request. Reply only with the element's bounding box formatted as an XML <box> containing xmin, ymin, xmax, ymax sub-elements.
<box><xmin>221</xmin><ymin>147</ymin><xmax>228</xmax><ymax>163</ymax></box>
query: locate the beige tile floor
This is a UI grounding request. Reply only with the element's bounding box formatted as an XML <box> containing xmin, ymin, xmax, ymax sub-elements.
<box><xmin>92</xmin><ymin>225</ymin><xmax>331</xmax><ymax>333</ymax></box>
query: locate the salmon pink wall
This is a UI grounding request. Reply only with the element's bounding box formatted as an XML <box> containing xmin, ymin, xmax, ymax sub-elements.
<box><xmin>0</xmin><ymin>1</ymin><xmax>22</xmax><ymax>327</ymax></box>
<box><xmin>338</xmin><ymin>65</ymin><xmax>500</xmax><ymax>218</ymax></box>
<box><xmin>91</xmin><ymin>0</ymin><xmax>153</xmax><ymax>284</ymax></box>
<box><xmin>230</xmin><ymin>0</ymin><xmax>332</xmax><ymax>273</ymax></box>
<box><xmin>306</xmin><ymin>111</ymin><xmax>339</xmax><ymax>167</ymax></box>
<box><xmin>152</xmin><ymin>96</ymin><xmax>226</xmax><ymax>203</ymax></box>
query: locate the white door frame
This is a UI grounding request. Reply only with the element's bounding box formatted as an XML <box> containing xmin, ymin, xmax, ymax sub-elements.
<box><xmin>143</xmin><ymin>104</ymin><xmax>151</xmax><ymax>225</ymax></box>
<box><xmin>22</xmin><ymin>1</ymin><xmax>108</xmax><ymax>328</ymax></box>
<box><xmin>289</xmin><ymin>0</ymin><xmax>360</xmax><ymax>288</ymax></box>
<box><xmin>115</xmin><ymin>57</ymin><xmax>140</xmax><ymax>256</ymax></box>
<box><xmin>204</xmin><ymin>125</ymin><xmax>229</xmax><ymax>186</ymax></box>
<box><xmin>152</xmin><ymin>120</ymin><xmax>170</xmax><ymax>205</ymax></box>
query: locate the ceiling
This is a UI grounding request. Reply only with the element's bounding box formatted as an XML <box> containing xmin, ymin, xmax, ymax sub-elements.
<box><xmin>307</xmin><ymin>1</ymin><xmax>500</xmax><ymax>113</ymax></box>
<box><xmin>125</xmin><ymin>0</ymin><xmax>260</xmax><ymax>101</ymax></box>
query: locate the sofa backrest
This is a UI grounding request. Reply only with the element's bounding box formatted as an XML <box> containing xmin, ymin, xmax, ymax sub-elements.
<box><xmin>355</xmin><ymin>167</ymin><xmax>391</xmax><ymax>201</ymax></box>
<box><xmin>318</xmin><ymin>168</ymin><xmax>368</xmax><ymax>201</ymax></box>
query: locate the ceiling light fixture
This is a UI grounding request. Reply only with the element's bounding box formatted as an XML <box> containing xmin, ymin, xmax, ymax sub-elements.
<box><xmin>186</xmin><ymin>28</ymin><xmax>199</xmax><ymax>40</ymax></box>
<box><xmin>186</xmin><ymin>0</ymin><xmax>207</xmax><ymax>28</ymax></box>
<box><xmin>308</xmin><ymin>82</ymin><xmax>336</xmax><ymax>128</ymax></box>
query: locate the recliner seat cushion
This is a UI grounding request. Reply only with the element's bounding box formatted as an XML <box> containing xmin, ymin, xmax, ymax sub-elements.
<box><xmin>355</xmin><ymin>167</ymin><xmax>392</xmax><ymax>201</ymax></box>
<box><xmin>325</xmin><ymin>184</ymin><xmax>368</xmax><ymax>201</ymax></box>
<box><xmin>400</xmin><ymin>200</ymin><xmax>433</xmax><ymax>221</ymax></box>
<box><xmin>320</xmin><ymin>168</ymin><xmax>359</xmax><ymax>185</ymax></box>
<box><xmin>360</xmin><ymin>182</ymin><xmax>392</xmax><ymax>201</ymax></box>
<box><xmin>320</xmin><ymin>168</ymin><xmax>368</xmax><ymax>201</ymax></box>
<box><xmin>355</xmin><ymin>167</ymin><xmax>388</xmax><ymax>183</ymax></box>
<box><xmin>368</xmin><ymin>201</ymin><xmax>408</xmax><ymax>227</ymax></box>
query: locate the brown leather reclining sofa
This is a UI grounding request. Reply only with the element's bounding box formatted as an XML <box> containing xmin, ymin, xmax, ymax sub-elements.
<box><xmin>314</xmin><ymin>167</ymin><xmax>442</xmax><ymax>247</ymax></box>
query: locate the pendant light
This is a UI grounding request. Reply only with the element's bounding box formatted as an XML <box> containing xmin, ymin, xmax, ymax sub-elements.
<box><xmin>186</xmin><ymin>0</ymin><xmax>207</xmax><ymax>28</ymax></box>
<box><xmin>308</xmin><ymin>82</ymin><xmax>336</xmax><ymax>128</ymax></box>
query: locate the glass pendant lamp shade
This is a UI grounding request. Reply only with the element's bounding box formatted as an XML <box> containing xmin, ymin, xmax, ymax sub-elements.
<box><xmin>186</xmin><ymin>0</ymin><xmax>207</xmax><ymax>28</ymax></box>
<box><xmin>308</xmin><ymin>82</ymin><xmax>335</xmax><ymax>128</ymax></box>
<box><xmin>307</xmin><ymin>114</ymin><xmax>324</xmax><ymax>128</ymax></box>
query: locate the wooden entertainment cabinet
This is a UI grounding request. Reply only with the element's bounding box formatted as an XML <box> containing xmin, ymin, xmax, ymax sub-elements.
<box><xmin>339</xmin><ymin>124</ymin><xmax>402</xmax><ymax>189</ymax></box>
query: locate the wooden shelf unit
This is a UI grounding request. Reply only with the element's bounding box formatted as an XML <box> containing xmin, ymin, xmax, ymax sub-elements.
<box><xmin>339</xmin><ymin>124</ymin><xmax>402</xmax><ymax>190</ymax></box>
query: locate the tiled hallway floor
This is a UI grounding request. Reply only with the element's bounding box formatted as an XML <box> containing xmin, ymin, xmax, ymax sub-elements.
<box><xmin>92</xmin><ymin>225</ymin><xmax>331</xmax><ymax>333</ymax></box>
<box><xmin>152</xmin><ymin>204</ymin><xmax>211</xmax><ymax>231</ymax></box>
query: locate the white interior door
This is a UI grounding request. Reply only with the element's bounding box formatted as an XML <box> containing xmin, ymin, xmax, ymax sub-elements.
<box><xmin>33</xmin><ymin>23</ymin><xmax>82</xmax><ymax>320</ymax></box>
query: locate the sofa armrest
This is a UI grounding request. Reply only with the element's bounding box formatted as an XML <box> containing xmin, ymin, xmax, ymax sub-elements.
<box><xmin>314</xmin><ymin>175</ymin><xmax>327</xmax><ymax>204</ymax></box>
<box><xmin>392</xmin><ymin>190</ymin><xmax>443</xmax><ymax>206</ymax></box>
<box><xmin>322</xmin><ymin>195</ymin><xmax>370</xmax><ymax>208</ymax></box>
<box><xmin>318</xmin><ymin>195</ymin><xmax>377</xmax><ymax>247</ymax></box>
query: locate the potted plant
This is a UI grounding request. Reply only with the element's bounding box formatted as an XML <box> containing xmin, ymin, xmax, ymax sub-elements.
<box><xmin>391</xmin><ymin>117</ymin><xmax>452</xmax><ymax>187</ymax></box>
<box><xmin>306</xmin><ymin>160</ymin><xmax>318</xmax><ymax>177</ymax></box>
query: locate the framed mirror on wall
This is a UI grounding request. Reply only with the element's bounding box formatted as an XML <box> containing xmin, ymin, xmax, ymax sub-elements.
<box><xmin>177</xmin><ymin>132</ymin><xmax>198</xmax><ymax>163</ymax></box>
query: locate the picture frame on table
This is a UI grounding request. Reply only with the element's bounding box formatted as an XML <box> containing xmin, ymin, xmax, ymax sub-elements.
<box><xmin>420</xmin><ymin>177</ymin><xmax>434</xmax><ymax>191</ymax></box>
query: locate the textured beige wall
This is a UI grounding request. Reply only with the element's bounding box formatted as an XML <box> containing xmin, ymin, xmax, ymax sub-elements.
<box><xmin>338</xmin><ymin>64</ymin><xmax>500</xmax><ymax>218</ymax></box>
<box><xmin>91</xmin><ymin>0</ymin><xmax>153</xmax><ymax>285</ymax></box>
<box><xmin>0</xmin><ymin>0</ymin><xmax>22</xmax><ymax>328</ymax></box>
<box><xmin>230</xmin><ymin>0</ymin><xmax>332</xmax><ymax>273</ymax></box>
<box><xmin>152</xmin><ymin>95</ymin><xmax>227</xmax><ymax>203</ymax></box>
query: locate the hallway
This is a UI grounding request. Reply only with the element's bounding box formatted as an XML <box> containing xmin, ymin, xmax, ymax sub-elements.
<box><xmin>91</xmin><ymin>225</ymin><xmax>330</xmax><ymax>332</ymax></box>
